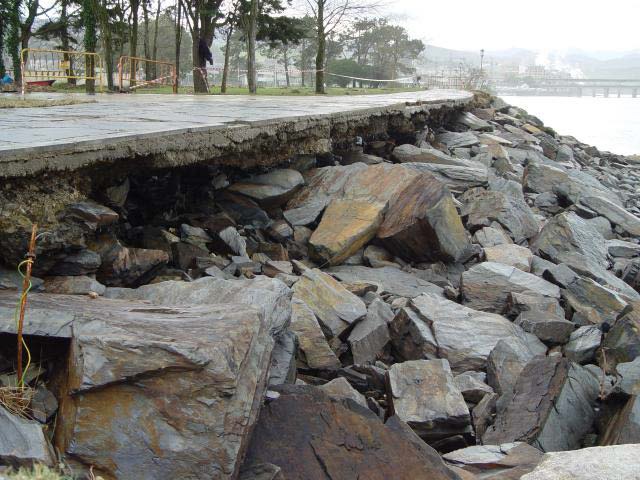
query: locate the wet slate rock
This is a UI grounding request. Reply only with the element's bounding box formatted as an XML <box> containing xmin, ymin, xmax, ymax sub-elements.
<box><xmin>520</xmin><ymin>445</ymin><xmax>640</xmax><ymax>480</ymax></box>
<box><xmin>483</xmin><ymin>356</ymin><xmax>599</xmax><ymax>452</ymax></box>
<box><xmin>49</xmin><ymin>249</ymin><xmax>101</xmax><ymax>276</ymax></box>
<box><xmin>437</xmin><ymin>131</ymin><xmax>479</xmax><ymax>149</ymax></box>
<box><xmin>578</xmin><ymin>195</ymin><xmax>640</xmax><ymax>236</ymax></box>
<box><xmin>0</xmin><ymin>407</ymin><xmax>55</xmax><ymax>468</ymax></box>
<box><xmin>454</xmin><ymin>111</ymin><xmax>493</xmax><ymax>132</ymax></box>
<box><xmin>377</xmin><ymin>173</ymin><xmax>470</xmax><ymax>263</ymax></box>
<box><xmin>43</xmin><ymin>275</ymin><xmax>106</xmax><ymax>296</ymax></box>
<box><xmin>317</xmin><ymin>377</ymin><xmax>368</xmax><ymax>408</ymax></box>
<box><xmin>227</xmin><ymin>169</ymin><xmax>305</xmax><ymax>208</ymax></box>
<box><xmin>309</xmin><ymin>199</ymin><xmax>385</xmax><ymax>265</ymax></box>
<box><xmin>64</xmin><ymin>200</ymin><xmax>119</xmax><ymax>227</ymax></box>
<box><xmin>92</xmin><ymin>236</ymin><xmax>169</xmax><ymax>287</ymax></box>
<box><xmin>292</xmin><ymin>268</ymin><xmax>366</xmax><ymax>339</ymax></box>
<box><xmin>403</xmin><ymin>162</ymin><xmax>489</xmax><ymax>192</ymax></box>
<box><xmin>409</xmin><ymin>293</ymin><xmax>545</xmax><ymax>372</ymax></box>
<box><xmin>453</xmin><ymin>371</ymin><xmax>494</xmax><ymax>404</ymax></box>
<box><xmin>242</xmin><ymin>385</ymin><xmax>460</xmax><ymax>480</ymax></box>
<box><xmin>532</xmin><ymin>211</ymin><xmax>609</xmax><ymax>273</ymax></box>
<box><xmin>461</xmin><ymin>262</ymin><xmax>560</xmax><ymax>314</ymax></box>
<box><xmin>486</xmin><ymin>337</ymin><xmax>547</xmax><ymax>398</ymax></box>
<box><xmin>602</xmin><ymin>305</ymin><xmax>640</xmax><ymax>369</ymax></box>
<box><xmin>51</xmin><ymin>277</ymin><xmax>291</xmax><ymax>479</ymax></box>
<box><xmin>328</xmin><ymin>265</ymin><xmax>443</xmax><ymax>299</ymax></box>
<box><xmin>387</xmin><ymin>359</ymin><xmax>472</xmax><ymax>442</ymax></box>
<box><xmin>514</xmin><ymin>311</ymin><xmax>574</xmax><ymax>344</ymax></box>
<box><xmin>473</xmin><ymin>226</ymin><xmax>513</xmax><ymax>248</ymax></box>
<box><xmin>348</xmin><ymin>298</ymin><xmax>392</xmax><ymax>365</ymax></box>
<box><xmin>598</xmin><ymin>395</ymin><xmax>640</xmax><ymax>445</ymax></box>
<box><xmin>289</xmin><ymin>299</ymin><xmax>341</xmax><ymax>371</ymax></box>
<box><xmin>484</xmin><ymin>244</ymin><xmax>533</xmax><ymax>272</ymax></box>
<box><xmin>563</xmin><ymin>325</ymin><xmax>602</xmax><ymax>364</ymax></box>
<box><xmin>460</xmin><ymin>189</ymin><xmax>539</xmax><ymax>242</ymax></box>
<box><xmin>444</xmin><ymin>443</ymin><xmax>542</xmax><ymax>480</ymax></box>
<box><xmin>392</xmin><ymin>144</ymin><xmax>476</xmax><ymax>167</ymax></box>
<box><xmin>562</xmin><ymin>275</ymin><xmax>629</xmax><ymax>326</ymax></box>
<box><xmin>389</xmin><ymin>306</ymin><xmax>438</xmax><ymax>362</ymax></box>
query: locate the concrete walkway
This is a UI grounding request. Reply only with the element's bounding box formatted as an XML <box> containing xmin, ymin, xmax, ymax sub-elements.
<box><xmin>0</xmin><ymin>90</ymin><xmax>473</xmax><ymax>177</ymax></box>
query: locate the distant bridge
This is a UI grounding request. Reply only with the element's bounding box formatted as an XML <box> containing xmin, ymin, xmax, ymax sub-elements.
<box><xmin>492</xmin><ymin>78</ymin><xmax>640</xmax><ymax>97</ymax></box>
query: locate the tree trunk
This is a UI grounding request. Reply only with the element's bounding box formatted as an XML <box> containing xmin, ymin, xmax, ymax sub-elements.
<box><xmin>130</xmin><ymin>0</ymin><xmax>139</xmax><ymax>87</ymax></box>
<box><xmin>315</xmin><ymin>0</ymin><xmax>325</xmax><ymax>94</ymax></box>
<box><xmin>60</xmin><ymin>0</ymin><xmax>76</xmax><ymax>85</ymax></box>
<box><xmin>82</xmin><ymin>0</ymin><xmax>97</xmax><ymax>93</ymax></box>
<box><xmin>152</xmin><ymin>0</ymin><xmax>161</xmax><ymax>78</ymax></box>
<box><xmin>221</xmin><ymin>27</ymin><xmax>233</xmax><ymax>93</ymax></box>
<box><xmin>283</xmin><ymin>48</ymin><xmax>290</xmax><ymax>87</ymax></box>
<box><xmin>192</xmin><ymin>30</ymin><xmax>209</xmax><ymax>93</ymax></box>
<box><xmin>174</xmin><ymin>0</ymin><xmax>181</xmax><ymax>89</ymax></box>
<box><xmin>142</xmin><ymin>0</ymin><xmax>151</xmax><ymax>80</ymax></box>
<box><xmin>96</xmin><ymin>0</ymin><xmax>113</xmax><ymax>90</ymax></box>
<box><xmin>0</xmin><ymin>13</ymin><xmax>5</xmax><ymax>77</ymax></box>
<box><xmin>6</xmin><ymin>0</ymin><xmax>20</xmax><ymax>84</ymax></box>
<box><xmin>246</xmin><ymin>0</ymin><xmax>258</xmax><ymax>94</ymax></box>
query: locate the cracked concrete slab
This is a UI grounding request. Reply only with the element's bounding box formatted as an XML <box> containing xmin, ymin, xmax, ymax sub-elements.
<box><xmin>0</xmin><ymin>90</ymin><xmax>472</xmax><ymax>178</ymax></box>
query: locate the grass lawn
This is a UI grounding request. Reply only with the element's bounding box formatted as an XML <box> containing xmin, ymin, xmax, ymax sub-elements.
<box><xmin>49</xmin><ymin>82</ymin><xmax>424</xmax><ymax>96</ymax></box>
<box><xmin>0</xmin><ymin>95</ymin><xmax>95</xmax><ymax>108</ymax></box>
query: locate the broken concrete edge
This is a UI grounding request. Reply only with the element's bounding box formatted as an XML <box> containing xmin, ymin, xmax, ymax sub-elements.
<box><xmin>0</xmin><ymin>94</ymin><xmax>473</xmax><ymax>178</ymax></box>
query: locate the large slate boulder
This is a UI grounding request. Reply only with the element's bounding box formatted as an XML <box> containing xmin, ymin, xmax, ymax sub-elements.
<box><xmin>460</xmin><ymin>189</ymin><xmax>539</xmax><ymax>242</ymax></box>
<box><xmin>328</xmin><ymin>265</ymin><xmax>443</xmax><ymax>298</ymax></box>
<box><xmin>242</xmin><ymin>385</ymin><xmax>460</xmax><ymax>480</ymax></box>
<box><xmin>91</xmin><ymin>235</ymin><xmax>169</xmax><ymax>288</ymax></box>
<box><xmin>227</xmin><ymin>168</ymin><xmax>305</xmax><ymax>207</ymax></box>
<box><xmin>0</xmin><ymin>407</ymin><xmax>55</xmax><ymax>468</ymax></box>
<box><xmin>436</xmin><ymin>131</ymin><xmax>479</xmax><ymax>149</ymax></box>
<box><xmin>387</xmin><ymin>359</ymin><xmax>472</xmax><ymax>442</ymax></box>
<box><xmin>404</xmin><ymin>162</ymin><xmax>488</xmax><ymax>192</ymax></box>
<box><xmin>348</xmin><ymin>298</ymin><xmax>392</xmax><ymax>365</ymax></box>
<box><xmin>532</xmin><ymin>212</ymin><xmax>608</xmax><ymax>272</ymax></box>
<box><xmin>309</xmin><ymin>198</ymin><xmax>385</xmax><ymax>265</ymax></box>
<box><xmin>602</xmin><ymin>305</ymin><xmax>640</xmax><ymax>369</ymax></box>
<box><xmin>443</xmin><ymin>443</ymin><xmax>542</xmax><ymax>480</ymax></box>
<box><xmin>289</xmin><ymin>299</ymin><xmax>341</xmax><ymax>371</ymax></box>
<box><xmin>563</xmin><ymin>274</ymin><xmax>629</xmax><ymax>326</ymax></box>
<box><xmin>461</xmin><ymin>262</ymin><xmax>560</xmax><ymax>313</ymax></box>
<box><xmin>284</xmin><ymin>163</ymin><xmax>367</xmax><ymax>226</ymax></box>
<box><xmin>408</xmin><ymin>293</ymin><xmax>545</xmax><ymax>372</ymax></box>
<box><xmin>21</xmin><ymin>276</ymin><xmax>291</xmax><ymax>480</ymax></box>
<box><xmin>483</xmin><ymin>356</ymin><xmax>599</xmax><ymax>452</ymax></box>
<box><xmin>579</xmin><ymin>195</ymin><xmax>640</xmax><ymax>237</ymax></box>
<box><xmin>486</xmin><ymin>337</ymin><xmax>547</xmax><ymax>397</ymax></box>
<box><xmin>377</xmin><ymin>173</ymin><xmax>469</xmax><ymax>263</ymax></box>
<box><xmin>598</xmin><ymin>395</ymin><xmax>640</xmax><ymax>445</ymax></box>
<box><xmin>292</xmin><ymin>268</ymin><xmax>366</xmax><ymax>339</ymax></box>
<box><xmin>392</xmin><ymin>144</ymin><xmax>471</xmax><ymax>166</ymax></box>
<box><xmin>520</xmin><ymin>445</ymin><xmax>640</xmax><ymax>480</ymax></box>
<box><xmin>106</xmin><ymin>276</ymin><xmax>292</xmax><ymax>335</ymax></box>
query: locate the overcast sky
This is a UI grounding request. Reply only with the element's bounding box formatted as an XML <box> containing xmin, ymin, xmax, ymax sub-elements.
<box><xmin>381</xmin><ymin>0</ymin><xmax>640</xmax><ymax>53</ymax></box>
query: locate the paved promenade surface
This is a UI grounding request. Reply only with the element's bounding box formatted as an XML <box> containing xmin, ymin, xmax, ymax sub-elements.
<box><xmin>0</xmin><ymin>90</ymin><xmax>470</xmax><ymax>150</ymax></box>
<box><xmin>0</xmin><ymin>90</ymin><xmax>472</xmax><ymax>176</ymax></box>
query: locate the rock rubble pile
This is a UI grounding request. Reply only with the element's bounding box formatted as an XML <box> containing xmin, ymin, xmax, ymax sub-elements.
<box><xmin>1</xmin><ymin>92</ymin><xmax>640</xmax><ymax>479</ymax></box>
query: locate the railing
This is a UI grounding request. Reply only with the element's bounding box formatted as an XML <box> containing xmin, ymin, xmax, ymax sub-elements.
<box><xmin>117</xmin><ymin>56</ymin><xmax>177</xmax><ymax>93</ymax></box>
<box><xmin>20</xmin><ymin>48</ymin><xmax>103</xmax><ymax>94</ymax></box>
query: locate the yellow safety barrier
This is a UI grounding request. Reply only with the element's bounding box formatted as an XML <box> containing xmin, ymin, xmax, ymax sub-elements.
<box><xmin>20</xmin><ymin>48</ymin><xmax>103</xmax><ymax>94</ymax></box>
<box><xmin>117</xmin><ymin>56</ymin><xmax>177</xmax><ymax>93</ymax></box>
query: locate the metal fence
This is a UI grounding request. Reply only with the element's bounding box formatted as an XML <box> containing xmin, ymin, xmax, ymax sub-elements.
<box><xmin>20</xmin><ymin>48</ymin><xmax>103</xmax><ymax>94</ymax></box>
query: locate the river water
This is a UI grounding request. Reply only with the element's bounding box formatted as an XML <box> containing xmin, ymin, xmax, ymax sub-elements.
<box><xmin>500</xmin><ymin>96</ymin><xmax>640</xmax><ymax>156</ymax></box>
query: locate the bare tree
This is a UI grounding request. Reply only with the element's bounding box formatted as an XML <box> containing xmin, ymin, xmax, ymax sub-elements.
<box><xmin>302</xmin><ymin>0</ymin><xmax>379</xmax><ymax>93</ymax></box>
<box><xmin>179</xmin><ymin>0</ymin><xmax>224</xmax><ymax>93</ymax></box>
